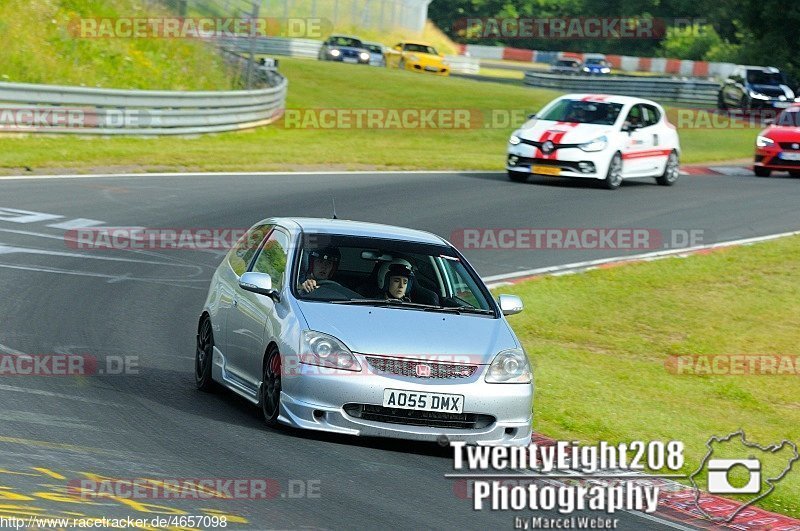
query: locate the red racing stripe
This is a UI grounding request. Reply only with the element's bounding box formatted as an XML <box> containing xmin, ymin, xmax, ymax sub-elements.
<box><xmin>621</xmin><ymin>148</ymin><xmax>672</xmax><ymax>160</ymax></box>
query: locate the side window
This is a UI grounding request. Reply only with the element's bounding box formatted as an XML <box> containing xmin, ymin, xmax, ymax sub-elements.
<box><xmin>625</xmin><ymin>104</ymin><xmax>643</xmax><ymax>127</ymax></box>
<box><xmin>227</xmin><ymin>223</ymin><xmax>272</xmax><ymax>277</ymax></box>
<box><xmin>251</xmin><ymin>230</ymin><xmax>290</xmax><ymax>291</ymax></box>
<box><xmin>642</xmin><ymin>105</ymin><xmax>660</xmax><ymax>127</ymax></box>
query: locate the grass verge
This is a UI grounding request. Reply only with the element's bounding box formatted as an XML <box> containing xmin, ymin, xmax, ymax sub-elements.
<box><xmin>0</xmin><ymin>0</ymin><xmax>234</xmax><ymax>90</ymax></box>
<box><xmin>495</xmin><ymin>235</ymin><xmax>800</xmax><ymax>517</ymax></box>
<box><xmin>0</xmin><ymin>57</ymin><xmax>759</xmax><ymax>173</ymax></box>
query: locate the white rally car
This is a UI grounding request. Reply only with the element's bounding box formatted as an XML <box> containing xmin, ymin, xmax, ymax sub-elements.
<box><xmin>506</xmin><ymin>94</ymin><xmax>680</xmax><ymax>189</ymax></box>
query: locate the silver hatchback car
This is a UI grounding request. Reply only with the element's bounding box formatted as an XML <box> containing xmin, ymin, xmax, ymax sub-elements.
<box><xmin>196</xmin><ymin>218</ymin><xmax>533</xmax><ymax>445</ymax></box>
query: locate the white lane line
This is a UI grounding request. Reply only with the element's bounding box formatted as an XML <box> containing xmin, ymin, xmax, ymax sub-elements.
<box><xmin>46</xmin><ymin>218</ymin><xmax>106</xmax><ymax>230</ymax></box>
<box><xmin>484</xmin><ymin>229</ymin><xmax>800</xmax><ymax>287</ymax></box>
<box><xmin>0</xmin><ymin>262</ymin><xmax>207</xmax><ymax>288</ymax></box>
<box><xmin>0</xmin><ymin>170</ymin><xmax>500</xmax><ymax>181</ymax></box>
<box><xmin>0</xmin><ymin>207</ymin><xmax>63</xmax><ymax>223</ymax></box>
<box><xmin>0</xmin><ymin>243</ymin><xmax>203</xmax><ymax>268</ymax></box>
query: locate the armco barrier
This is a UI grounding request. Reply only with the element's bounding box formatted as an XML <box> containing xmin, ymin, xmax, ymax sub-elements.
<box><xmin>460</xmin><ymin>44</ymin><xmax>737</xmax><ymax>79</ymax></box>
<box><xmin>523</xmin><ymin>71</ymin><xmax>719</xmax><ymax>105</ymax></box>
<box><xmin>0</xmin><ymin>65</ymin><xmax>287</xmax><ymax>135</ymax></box>
<box><xmin>443</xmin><ymin>55</ymin><xmax>480</xmax><ymax>74</ymax></box>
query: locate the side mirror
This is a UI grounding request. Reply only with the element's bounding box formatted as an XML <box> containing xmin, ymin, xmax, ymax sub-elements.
<box><xmin>527</xmin><ymin>113</ymin><xmax>537</xmax><ymax>119</ymax></box>
<box><xmin>765</xmin><ymin>118</ymin><xmax>775</xmax><ymax>126</ymax></box>
<box><xmin>498</xmin><ymin>294</ymin><xmax>523</xmax><ymax>316</ymax></box>
<box><xmin>621</xmin><ymin>121</ymin><xmax>640</xmax><ymax>133</ymax></box>
<box><xmin>239</xmin><ymin>272</ymin><xmax>280</xmax><ymax>302</ymax></box>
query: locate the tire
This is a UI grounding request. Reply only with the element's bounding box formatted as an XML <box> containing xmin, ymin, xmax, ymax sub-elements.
<box><xmin>754</xmin><ymin>166</ymin><xmax>771</xmax><ymax>177</ymax></box>
<box><xmin>717</xmin><ymin>91</ymin><xmax>727</xmax><ymax>110</ymax></box>
<box><xmin>656</xmin><ymin>151</ymin><xmax>680</xmax><ymax>186</ymax></box>
<box><xmin>399</xmin><ymin>59</ymin><xmax>405</xmax><ymax>70</ymax></box>
<box><xmin>195</xmin><ymin>316</ymin><xmax>216</xmax><ymax>392</ymax></box>
<box><xmin>260</xmin><ymin>348</ymin><xmax>282</xmax><ymax>427</ymax></box>
<box><xmin>508</xmin><ymin>170</ymin><xmax>529</xmax><ymax>183</ymax></box>
<box><xmin>603</xmin><ymin>152</ymin><xmax>623</xmax><ymax>189</ymax></box>
<box><xmin>790</xmin><ymin>171</ymin><xmax>800</xmax><ymax>178</ymax></box>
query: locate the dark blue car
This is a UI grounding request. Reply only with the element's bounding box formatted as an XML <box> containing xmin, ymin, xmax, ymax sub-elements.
<box><xmin>318</xmin><ymin>35</ymin><xmax>370</xmax><ymax>65</ymax></box>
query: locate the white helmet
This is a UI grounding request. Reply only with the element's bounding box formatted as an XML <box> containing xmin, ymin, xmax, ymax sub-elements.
<box><xmin>377</xmin><ymin>258</ymin><xmax>414</xmax><ymax>292</ymax></box>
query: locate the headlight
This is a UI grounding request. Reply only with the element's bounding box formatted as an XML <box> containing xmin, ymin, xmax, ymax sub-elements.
<box><xmin>749</xmin><ymin>91</ymin><xmax>769</xmax><ymax>100</ymax></box>
<box><xmin>756</xmin><ymin>135</ymin><xmax>774</xmax><ymax>147</ymax></box>
<box><xmin>601</xmin><ymin>67</ymin><xmax>611</xmax><ymax>73</ymax></box>
<box><xmin>329</xmin><ymin>49</ymin><xmax>341</xmax><ymax>57</ymax></box>
<box><xmin>509</xmin><ymin>134</ymin><xmax>521</xmax><ymax>145</ymax></box>
<box><xmin>359</xmin><ymin>52</ymin><xmax>370</xmax><ymax>61</ymax></box>
<box><xmin>301</xmin><ymin>331</ymin><xmax>361</xmax><ymax>371</ymax></box>
<box><xmin>578</xmin><ymin>135</ymin><xmax>608</xmax><ymax>152</ymax></box>
<box><xmin>407</xmin><ymin>54</ymin><xmax>419</xmax><ymax>62</ymax></box>
<box><xmin>582</xmin><ymin>67</ymin><xmax>590</xmax><ymax>72</ymax></box>
<box><xmin>485</xmin><ymin>349</ymin><xmax>532</xmax><ymax>384</ymax></box>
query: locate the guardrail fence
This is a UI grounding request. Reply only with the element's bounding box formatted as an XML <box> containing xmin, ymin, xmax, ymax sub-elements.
<box><xmin>0</xmin><ymin>55</ymin><xmax>287</xmax><ymax>135</ymax></box>
<box><xmin>523</xmin><ymin>71</ymin><xmax>719</xmax><ymax>106</ymax></box>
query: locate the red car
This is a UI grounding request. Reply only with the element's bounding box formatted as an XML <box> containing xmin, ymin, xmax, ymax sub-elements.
<box><xmin>754</xmin><ymin>105</ymin><xmax>800</xmax><ymax>177</ymax></box>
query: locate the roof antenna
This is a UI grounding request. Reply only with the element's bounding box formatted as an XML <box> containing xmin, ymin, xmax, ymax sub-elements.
<box><xmin>331</xmin><ymin>197</ymin><xmax>338</xmax><ymax>220</ymax></box>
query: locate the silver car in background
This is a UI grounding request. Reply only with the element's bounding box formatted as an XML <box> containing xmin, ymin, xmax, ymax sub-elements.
<box><xmin>196</xmin><ymin>218</ymin><xmax>533</xmax><ymax>445</ymax></box>
<box><xmin>362</xmin><ymin>41</ymin><xmax>387</xmax><ymax>67</ymax></box>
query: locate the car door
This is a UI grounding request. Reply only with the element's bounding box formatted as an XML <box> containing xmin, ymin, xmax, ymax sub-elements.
<box><xmin>226</xmin><ymin>226</ymin><xmax>291</xmax><ymax>388</ymax></box>
<box><xmin>638</xmin><ymin>105</ymin><xmax>670</xmax><ymax>175</ymax></box>
<box><xmin>221</xmin><ymin>223</ymin><xmax>272</xmax><ymax>382</ymax></box>
<box><xmin>620</xmin><ymin>104</ymin><xmax>655</xmax><ymax>176</ymax></box>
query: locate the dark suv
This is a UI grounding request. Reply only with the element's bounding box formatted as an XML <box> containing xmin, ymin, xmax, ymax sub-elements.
<box><xmin>718</xmin><ymin>66</ymin><xmax>797</xmax><ymax>111</ymax></box>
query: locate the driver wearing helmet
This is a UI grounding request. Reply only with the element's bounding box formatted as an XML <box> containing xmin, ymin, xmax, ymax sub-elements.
<box><xmin>298</xmin><ymin>247</ymin><xmax>340</xmax><ymax>293</ymax></box>
<box><xmin>377</xmin><ymin>259</ymin><xmax>414</xmax><ymax>301</ymax></box>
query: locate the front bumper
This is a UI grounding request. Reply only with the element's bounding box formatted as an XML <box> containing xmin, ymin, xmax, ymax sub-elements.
<box><xmin>755</xmin><ymin>145</ymin><xmax>800</xmax><ymax>170</ymax></box>
<box><xmin>506</xmin><ymin>143</ymin><xmax>608</xmax><ymax>179</ymax></box>
<box><xmin>278</xmin><ymin>354</ymin><xmax>533</xmax><ymax>445</ymax></box>
<box><xmin>406</xmin><ymin>62</ymin><xmax>449</xmax><ymax>76</ymax></box>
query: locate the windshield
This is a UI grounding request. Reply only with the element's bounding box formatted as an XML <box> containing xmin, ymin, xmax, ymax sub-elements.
<box><xmin>538</xmin><ymin>99</ymin><xmax>623</xmax><ymax>125</ymax></box>
<box><xmin>747</xmin><ymin>70</ymin><xmax>783</xmax><ymax>85</ymax></box>
<box><xmin>585</xmin><ymin>58</ymin><xmax>606</xmax><ymax>66</ymax></box>
<box><xmin>294</xmin><ymin>234</ymin><xmax>494</xmax><ymax>314</ymax></box>
<box><xmin>329</xmin><ymin>36</ymin><xmax>363</xmax><ymax>48</ymax></box>
<box><xmin>404</xmin><ymin>43</ymin><xmax>438</xmax><ymax>55</ymax></box>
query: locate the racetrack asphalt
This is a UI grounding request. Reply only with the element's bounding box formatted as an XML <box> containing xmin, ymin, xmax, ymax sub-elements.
<box><xmin>1</xmin><ymin>169</ymin><xmax>798</xmax><ymax>529</ymax></box>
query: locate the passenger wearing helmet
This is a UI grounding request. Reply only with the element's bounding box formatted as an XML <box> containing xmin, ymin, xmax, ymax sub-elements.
<box><xmin>298</xmin><ymin>247</ymin><xmax>340</xmax><ymax>293</ymax></box>
<box><xmin>378</xmin><ymin>259</ymin><xmax>414</xmax><ymax>301</ymax></box>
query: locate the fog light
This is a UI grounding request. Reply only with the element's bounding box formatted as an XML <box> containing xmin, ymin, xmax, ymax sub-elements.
<box><xmin>578</xmin><ymin>162</ymin><xmax>595</xmax><ymax>173</ymax></box>
<box><xmin>509</xmin><ymin>155</ymin><xmax>519</xmax><ymax>166</ymax></box>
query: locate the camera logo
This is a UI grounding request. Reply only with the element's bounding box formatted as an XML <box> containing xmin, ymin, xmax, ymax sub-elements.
<box><xmin>689</xmin><ymin>430</ymin><xmax>798</xmax><ymax>523</ymax></box>
<box><xmin>707</xmin><ymin>459</ymin><xmax>760</xmax><ymax>494</ymax></box>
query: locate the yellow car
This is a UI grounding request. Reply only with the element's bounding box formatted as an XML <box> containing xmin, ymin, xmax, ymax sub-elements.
<box><xmin>385</xmin><ymin>41</ymin><xmax>450</xmax><ymax>76</ymax></box>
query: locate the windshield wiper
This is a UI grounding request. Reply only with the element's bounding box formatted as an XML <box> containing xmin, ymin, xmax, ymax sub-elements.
<box><xmin>331</xmin><ymin>299</ymin><xmax>494</xmax><ymax>315</ymax></box>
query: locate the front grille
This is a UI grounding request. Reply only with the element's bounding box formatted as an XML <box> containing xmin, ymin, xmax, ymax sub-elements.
<box><xmin>778</xmin><ymin>142</ymin><xmax>800</xmax><ymax>150</ymax></box>
<box><xmin>507</xmin><ymin>155</ymin><xmax>583</xmax><ymax>172</ymax></box>
<box><xmin>344</xmin><ymin>403</ymin><xmax>495</xmax><ymax>429</ymax></box>
<box><xmin>366</xmin><ymin>356</ymin><xmax>477</xmax><ymax>379</ymax></box>
<box><xmin>520</xmin><ymin>139</ymin><xmax>580</xmax><ymax>151</ymax></box>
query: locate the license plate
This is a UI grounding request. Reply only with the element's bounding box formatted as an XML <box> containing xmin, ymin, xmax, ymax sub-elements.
<box><xmin>532</xmin><ymin>165</ymin><xmax>561</xmax><ymax>176</ymax></box>
<box><xmin>343</xmin><ymin>57</ymin><xmax>358</xmax><ymax>64</ymax></box>
<box><xmin>779</xmin><ymin>152</ymin><xmax>800</xmax><ymax>161</ymax></box>
<box><xmin>383</xmin><ymin>389</ymin><xmax>464</xmax><ymax>413</ymax></box>
<box><xmin>425</xmin><ymin>66</ymin><xmax>439</xmax><ymax>72</ymax></box>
